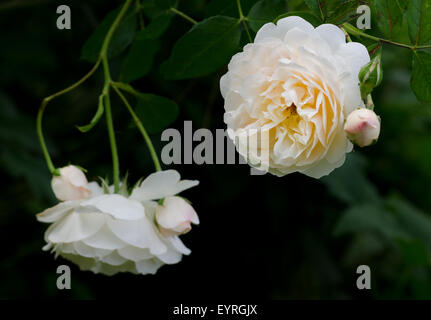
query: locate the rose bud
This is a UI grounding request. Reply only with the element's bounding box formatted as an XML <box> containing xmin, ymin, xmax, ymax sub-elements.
<box><xmin>51</xmin><ymin>165</ymin><xmax>91</xmax><ymax>201</ymax></box>
<box><xmin>359</xmin><ymin>47</ymin><xmax>383</xmax><ymax>99</ymax></box>
<box><xmin>156</xmin><ymin>196</ymin><xmax>199</xmax><ymax>237</ymax></box>
<box><xmin>344</xmin><ymin>108</ymin><xmax>381</xmax><ymax>147</ymax></box>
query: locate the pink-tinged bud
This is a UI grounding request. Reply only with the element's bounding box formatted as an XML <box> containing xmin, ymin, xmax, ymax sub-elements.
<box><xmin>51</xmin><ymin>165</ymin><xmax>91</xmax><ymax>201</ymax></box>
<box><xmin>344</xmin><ymin>108</ymin><xmax>381</xmax><ymax>147</ymax></box>
<box><xmin>156</xmin><ymin>196</ymin><xmax>199</xmax><ymax>237</ymax></box>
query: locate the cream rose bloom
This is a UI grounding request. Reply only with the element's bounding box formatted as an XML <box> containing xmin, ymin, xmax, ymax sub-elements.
<box><xmin>37</xmin><ymin>169</ymin><xmax>199</xmax><ymax>276</ymax></box>
<box><xmin>220</xmin><ymin>16</ymin><xmax>370</xmax><ymax>178</ymax></box>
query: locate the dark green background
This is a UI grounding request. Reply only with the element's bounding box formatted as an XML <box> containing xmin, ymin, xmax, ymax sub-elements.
<box><xmin>1</xmin><ymin>0</ymin><xmax>431</xmax><ymax>299</ymax></box>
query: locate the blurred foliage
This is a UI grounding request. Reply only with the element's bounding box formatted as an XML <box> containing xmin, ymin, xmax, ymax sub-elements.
<box><xmin>1</xmin><ymin>0</ymin><xmax>431</xmax><ymax>300</ymax></box>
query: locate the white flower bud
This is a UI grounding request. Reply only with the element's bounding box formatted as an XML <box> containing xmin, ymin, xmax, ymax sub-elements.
<box><xmin>156</xmin><ymin>196</ymin><xmax>199</xmax><ymax>237</ymax></box>
<box><xmin>51</xmin><ymin>165</ymin><xmax>91</xmax><ymax>201</ymax></box>
<box><xmin>344</xmin><ymin>108</ymin><xmax>381</xmax><ymax>147</ymax></box>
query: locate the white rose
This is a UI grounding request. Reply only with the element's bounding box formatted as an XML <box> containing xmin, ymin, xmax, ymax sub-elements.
<box><xmin>51</xmin><ymin>165</ymin><xmax>91</xmax><ymax>201</ymax></box>
<box><xmin>156</xmin><ymin>196</ymin><xmax>199</xmax><ymax>237</ymax></box>
<box><xmin>344</xmin><ymin>108</ymin><xmax>380</xmax><ymax>147</ymax></box>
<box><xmin>220</xmin><ymin>16</ymin><xmax>370</xmax><ymax>178</ymax></box>
<box><xmin>37</xmin><ymin>170</ymin><xmax>199</xmax><ymax>276</ymax></box>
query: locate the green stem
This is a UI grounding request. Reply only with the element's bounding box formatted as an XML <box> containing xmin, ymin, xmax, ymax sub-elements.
<box><xmin>110</xmin><ymin>81</ymin><xmax>142</xmax><ymax>97</ymax></box>
<box><xmin>366</xmin><ymin>94</ymin><xmax>374</xmax><ymax>110</ymax></box>
<box><xmin>102</xmin><ymin>54</ymin><xmax>111</xmax><ymax>83</ymax></box>
<box><xmin>342</xmin><ymin>23</ymin><xmax>431</xmax><ymax>50</ymax></box>
<box><xmin>101</xmin><ymin>58</ymin><xmax>120</xmax><ymax>192</ymax></box>
<box><xmin>135</xmin><ymin>0</ymin><xmax>145</xmax><ymax>30</ymax></box>
<box><xmin>236</xmin><ymin>0</ymin><xmax>252</xmax><ymax>43</ymax></box>
<box><xmin>340</xmin><ymin>26</ymin><xmax>352</xmax><ymax>43</ymax></box>
<box><xmin>112</xmin><ymin>83</ymin><xmax>162</xmax><ymax>172</ymax></box>
<box><xmin>104</xmin><ymin>90</ymin><xmax>121</xmax><ymax>192</ymax></box>
<box><xmin>37</xmin><ymin>59</ymin><xmax>101</xmax><ymax>175</ymax></box>
<box><xmin>37</xmin><ymin>103</ymin><xmax>57</xmax><ymax>175</ymax></box>
<box><xmin>318</xmin><ymin>1</ymin><xmax>325</xmax><ymax>22</ymax></box>
<box><xmin>37</xmin><ymin>0</ymin><xmax>132</xmax><ymax>189</ymax></box>
<box><xmin>100</xmin><ymin>0</ymin><xmax>132</xmax><ymax>55</ymax></box>
<box><xmin>170</xmin><ymin>7</ymin><xmax>197</xmax><ymax>25</ymax></box>
<box><xmin>98</xmin><ymin>0</ymin><xmax>133</xmax><ymax>192</ymax></box>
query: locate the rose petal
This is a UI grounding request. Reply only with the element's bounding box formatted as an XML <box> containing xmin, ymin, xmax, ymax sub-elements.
<box><xmin>135</xmin><ymin>259</ymin><xmax>164</xmax><ymax>275</ymax></box>
<box><xmin>167</xmin><ymin>236</ymin><xmax>191</xmax><ymax>256</ymax></box>
<box><xmin>315</xmin><ymin>24</ymin><xmax>346</xmax><ymax>52</ymax></box>
<box><xmin>101</xmin><ymin>251</ymin><xmax>128</xmax><ymax>266</ymax></box>
<box><xmin>37</xmin><ymin>201</ymin><xmax>79</xmax><ymax>223</ymax></box>
<box><xmin>117</xmin><ymin>246</ymin><xmax>154</xmax><ymax>262</ymax></box>
<box><xmin>156</xmin><ymin>248</ymin><xmax>182</xmax><ymax>264</ymax></box>
<box><xmin>130</xmin><ymin>170</ymin><xmax>199</xmax><ymax>201</ymax></box>
<box><xmin>82</xmin><ymin>223</ymin><xmax>127</xmax><ymax>250</ymax></box>
<box><xmin>73</xmin><ymin>241</ymin><xmax>111</xmax><ymax>258</ymax></box>
<box><xmin>81</xmin><ymin>194</ymin><xmax>146</xmax><ymax>220</ymax></box>
<box><xmin>107</xmin><ymin>218</ymin><xmax>167</xmax><ymax>255</ymax></box>
<box><xmin>46</xmin><ymin>211</ymin><xmax>105</xmax><ymax>243</ymax></box>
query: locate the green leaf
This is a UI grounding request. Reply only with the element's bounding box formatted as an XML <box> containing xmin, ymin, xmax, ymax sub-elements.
<box><xmin>141</xmin><ymin>0</ymin><xmax>174</xmax><ymax>16</ymax></box>
<box><xmin>343</xmin><ymin>234</ymin><xmax>385</xmax><ymax>266</ymax></box>
<box><xmin>206</xmin><ymin>0</ymin><xmax>259</xmax><ymax>18</ymax></box>
<box><xmin>151</xmin><ymin>0</ymin><xmax>174</xmax><ymax>9</ymax></box>
<box><xmin>396</xmin><ymin>239</ymin><xmax>431</xmax><ymax>266</ymax></box>
<box><xmin>81</xmin><ymin>8</ymin><xmax>137</xmax><ymax>62</ymax></box>
<box><xmin>366</xmin><ymin>42</ymin><xmax>381</xmax><ymax>55</ymax></box>
<box><xmin>119</xmin><ymin>172</ymin><xmax>129</xmax><ymax>197</ymax></box>
<box><xmin>387</xmin><ymin>195</ymin><xmax>431</xmax><ymax>251</ymax></box>
<box><xmin>404</xmin><ymin>0</ymin><xmax>431</xmax><ymax>45</ymax></box>
<box><xmin>321</xmin><ymin>153</ymin><xmax>381</xmax><ymax>206</ymax></box>
<box><xmin>120</xmin><ymin>31</ymin><xmax>160</xmax><ymax>82</ymax></box>
<box><xmin>274</xmin><ymin>11</ymin><xmax>322</xmax><ymax>27</ymax></box>
<box><xmin>247</xmin><ymin>0</ymin><xmax>287</xmax><ymax>32</ymax></box>
<box><xmin>326</xmin><ymin>0</ymin><xmax>366</xmax><ymax>24</ymax></box>
<box><xmin>371</xmin><ymin>0</ymin><xmax>404</xmax><ymax>40</ymax></box>
<box><xmin>304</xmin><ymin>0</ymin><xmax>365</xmax><ymax>24</ymax></box>
<box><xmin>131</xmin><ymin>177</ymin><xmax>144</xmax><ymax>192</ymax></box>
<box><xmin>141</xmin><ymin>11</ymin><xmax>173</xmax><ymax>39</ymax></box>
<box><xmin>76</xmin><ymin>95</ymin><xmax>104</xmax><ymax>132</ymax></box>
<box><xmin>70</xmin><ymin>164</ymin><xmax>88</xmax><ymax>173</ymax></box>
<box><xmin>119</xmin><ymin>3</ymin><xmax>173</xmax><ymax>82</ymax></box>
<box><xmin>334</xmin><ymin>204</ymin><xmax>408</xmax><ymax>240</ymax></box>
<box><xmin>161</xmin><ymin>16</ymin><xmax>241</xmax><ymax>80</ymax></box>
<box><xmin>304</xmin><ymin>0</ymin><xmax>323</xmax><ymax>20</ymax></box>
<box><xmin>135</xmin><ymin>94</ymin><xmax>179</xmax><ymax>133</ymax></box>
<box><xmin>411</xmin><ymin>51</ymin><xmax>431</xmax><ymax>102</ymax></box>
<box><xmin>99</xmin><ymin>177</ymin><xmax>111</xmax><ymax>194</ymax></box>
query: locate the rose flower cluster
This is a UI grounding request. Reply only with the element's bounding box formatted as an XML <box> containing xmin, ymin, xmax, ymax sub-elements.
<box><xmin>37</xmin><ymin>165</ymin><xmax>199</xmax><ymax>275</ymax></box>
<box><xmin>36</xmin><ymin>16</ymin><xmax>382</xmax><ymax>277</ymax></box>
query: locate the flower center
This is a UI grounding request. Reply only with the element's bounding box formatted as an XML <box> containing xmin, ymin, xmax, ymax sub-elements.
<box><xmin>285</xmin><ymin>103</ymin><xmax>298</xmax><ymax>117</ymax></box>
